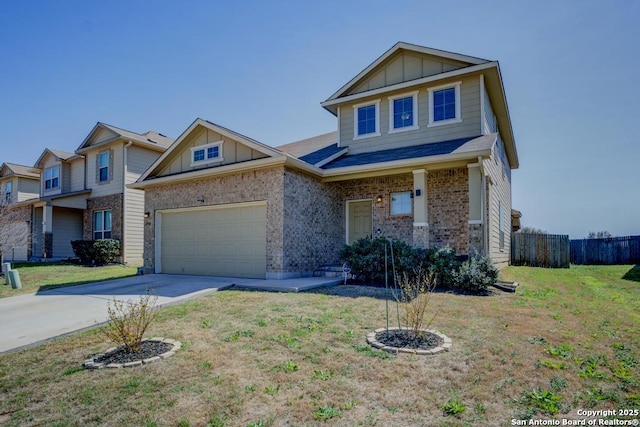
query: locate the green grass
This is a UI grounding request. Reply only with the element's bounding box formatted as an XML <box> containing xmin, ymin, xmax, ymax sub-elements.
<box><xmin>0</xmin><ymin>264</ymin><xmax>638</xmax><ymax>425</ymax></box>
<box><xmin>0</xmin><ymin>262</ymin><xmax>138</xmax><ymax>298</ymax></box>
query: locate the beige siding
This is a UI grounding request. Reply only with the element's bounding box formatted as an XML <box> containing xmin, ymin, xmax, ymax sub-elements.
<box><xmin>123</xmin><ymin>188</ymin><xmax>145</xmax><ymax>265</ymax></box>
<box><xmin>157</xmin><ymin>127</ymin><xmax>268</xmax><ymax>177</ymax></box>
<box><xmin>89</xmin><ymin>127</ymin><xmax>119</xmax><ymax>145</ymax></box>
<box><xmin>69</xmin><ymin>158</ymin><xmax>86</xmax><ymax>192</ymax></box>
<box><xmin>17</xmin><ymin>177</ymin><xmax>40</xmax><ymax>201</ymax></box>
<box><xmin>52</xmin><ymin>207</ymin><xmax>83</xmax><ymax>258</ymax></box>
<box><xmin>125</xmin><ymin>146</ymin><xmax>161</xmax><ymax>184</ymax></box>
<box><xmin>485</xmin><ymin>135</ymin><xmax>512</xmax><ymax>268</ymax></box>
<box><xmin>348</xmin><ymin>51</ymin><xmax>470</xmax><ymax>95</ymax></box>
<box><xmin>482</xmin><ymin>81</ymin><xmax>497</xmax><ymax>134</ymax></box>
<box><xmin>123</xmin><ymin>146</ymin><xmax>163</xmax><ymax>265</ymax></box>
<box><xmin>86</xmin><ymin>143</ymin><xmax>124</xmax><ymax>197</ymax></box>
<box><xmin>340</xmin><ymin>76</ymin><xmax>482</xmax><ymax>155</ymax></box>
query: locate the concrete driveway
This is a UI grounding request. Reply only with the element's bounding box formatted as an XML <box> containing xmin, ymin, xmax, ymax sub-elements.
<box><xmin>0</xmin><ymin>274</ymin><xmax>244</xmax><ymax>354</ymax></box>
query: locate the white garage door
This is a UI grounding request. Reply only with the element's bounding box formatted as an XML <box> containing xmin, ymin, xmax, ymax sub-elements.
<box><xmin>159</xmin><ymin>203</ymin><xmax>267</xmax><ymax>278</ymax></box>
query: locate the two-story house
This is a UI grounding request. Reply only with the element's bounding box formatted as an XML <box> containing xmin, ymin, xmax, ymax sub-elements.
<box><xmin>132</xmin><ymin>42</ymin><xmax>518</xmax><ymax>279</ymax></box>
<box><xmin>29</xmin><ymin>123</ymin><xmax>173</xmax><ymax>264</ymax></box>
<box><xmin>0</xmin><ymin>163</ymin><xmax>40</xmax><ymax>262</ymax></box>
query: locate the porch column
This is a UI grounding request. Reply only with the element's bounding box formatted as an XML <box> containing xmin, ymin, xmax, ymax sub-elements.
<box><xmin>412</xmin><ymin>169</ymin><xmax>429</xmax><ymax>248</ymax></box>
<box><xmin>43</xmin><ymin>204</ymin><xmax>53</xmax><ymax>258</ymax></box>
<box><xmin>468</xmin><ymin>162</ymin><xmax>485</xmax><ymax>255</ymax></box>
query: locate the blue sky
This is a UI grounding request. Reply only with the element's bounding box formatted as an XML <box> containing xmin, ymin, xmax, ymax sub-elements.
<box><xmin>1</xmin><ymin>0</ymin><xmax>638</xmax><ymax>238</ymax></box>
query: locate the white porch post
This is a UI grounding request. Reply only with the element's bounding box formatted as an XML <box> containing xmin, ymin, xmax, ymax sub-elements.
<box><xmin>412</xmin><ymin>169</ymin><xmax>429</xmax><ymax>248</ymax></box>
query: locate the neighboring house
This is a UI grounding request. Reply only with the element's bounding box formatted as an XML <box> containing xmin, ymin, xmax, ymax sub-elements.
<box><xmin>0</xmin><ymin>163</ymin><xmax>40</xmax><ymax>262</ymax></box>
<box><xmin>28</xmin><ymin>123</ymin><xmax>173</xmax><ymax>264</ymax></box>
<box><xmin>132</xmin><ymin>42</ymin><xmax>519</xmax><ymax>279</ymax></box>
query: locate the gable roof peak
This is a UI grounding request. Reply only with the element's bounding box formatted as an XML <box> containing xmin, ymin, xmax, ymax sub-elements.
<box><xmin>324</xmin><ymin>42</ymin><xmax>492</xmax><ymax>104</ymax></box>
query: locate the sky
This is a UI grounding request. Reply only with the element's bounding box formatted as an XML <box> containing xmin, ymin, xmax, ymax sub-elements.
<box><xmin>0</xmin><ymin>0</ymin><xmax>638</xmax><ymax>239</ymax></box>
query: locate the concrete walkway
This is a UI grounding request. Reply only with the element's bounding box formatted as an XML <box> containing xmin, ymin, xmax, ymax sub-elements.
<box><xmin>0</xmin><ymin>274</ymin><xmax>340</xmax><ymax>354</ymax></box>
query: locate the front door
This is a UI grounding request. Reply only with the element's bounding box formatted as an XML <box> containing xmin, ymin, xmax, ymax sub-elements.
<box><xmin>348</xmin><ymin>200</ymin><xmax>372</xmax><ymax>244</ymax></box>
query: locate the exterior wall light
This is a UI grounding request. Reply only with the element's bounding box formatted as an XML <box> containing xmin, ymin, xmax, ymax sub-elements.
<box><xmin>376</xmin><ymin>195</ymin><xmax>383</xmax><ymax>203</ymax></box>
<box><xmin>144</xmin><ymin>212</ymin><xmax>150</xmax><ymax>218</ymax></box>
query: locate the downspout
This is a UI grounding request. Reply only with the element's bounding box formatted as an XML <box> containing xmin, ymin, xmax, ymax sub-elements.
<box><xmin>122</xmin><ymin>141</ymin><xmax>133</xmax><ymax>264</ymax></box>
<box><xmin>478</xmin><ymin>155</ymin><xmax>489</xmax><ymax>256</ymax></box>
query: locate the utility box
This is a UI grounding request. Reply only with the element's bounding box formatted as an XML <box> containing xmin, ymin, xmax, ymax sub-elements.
<box><xmin>2</xmin><ymin>262</ymin><xmax>11</xmax><ymax>285</ymax></box>
<box><xmin>8</xmin><ymin>269</ymin><xmax>22</xmax><ymax>289</ymax></box>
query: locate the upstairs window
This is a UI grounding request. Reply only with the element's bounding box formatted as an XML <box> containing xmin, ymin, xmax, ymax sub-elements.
<box><xmin>428</xmin><ymin>82</ymin><xmax>462</xmax><ymax>127</ymax></box>
<box><xmin>98</xmin><ymin>151</ymin><xmax>110</xmax><ymax>182</ymax></box>
<box><xmin>94</xmin><ymin>210</ymin><xmax>112</xmax><ymax>240</ymax></box>
<box><xmin>4</xmin><ymin>181</ymin><xmax>12</xmax><ymax>202</ymax></box>
<box><xmin>44</xmin><ymin>166</ymin><xmax>60</xmax><ymax>190</ymax></box>
<box><xmin>388</xmin><ymin>91</ymin><xmax>419</xmax><ymax>133</ymax></box>
<box><xmin>191</xmin><ymin>141</ymin><xmax>224</xmax><ymax>166</ymax></box>
<box><xmin>353</xmin><ymin>99</ymin><xmax>381</xmax><ymax>139</ymax></box>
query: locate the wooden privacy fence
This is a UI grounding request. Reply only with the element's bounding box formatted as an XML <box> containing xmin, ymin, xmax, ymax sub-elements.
<box><xmin>511</xmin><ymin>233</ymin><xmax>570</xmax><ymax>268</ymax></box>
<box><xmin>570</xmin><ymin>235</ymin><xmax>640</xmax><ymax>265</ymax></box>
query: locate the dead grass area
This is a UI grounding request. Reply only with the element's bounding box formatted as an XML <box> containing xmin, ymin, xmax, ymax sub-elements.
<box><xmin>0</xmin><ymin>265</ymin><xmax>638</xmax><ymax>426</ymax></box>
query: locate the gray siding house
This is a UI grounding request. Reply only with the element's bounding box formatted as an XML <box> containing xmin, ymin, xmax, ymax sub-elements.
<box><xmin>132</xmin><ymin>42</ymin><xmax>519</xmax><ymax>278</ymax></box>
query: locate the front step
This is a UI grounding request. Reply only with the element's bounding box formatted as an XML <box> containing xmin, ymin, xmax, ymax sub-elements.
<box><xmin>313</xmin><ymin>265</ymin><xmax>346</xmax><ymax>278</ymax></box>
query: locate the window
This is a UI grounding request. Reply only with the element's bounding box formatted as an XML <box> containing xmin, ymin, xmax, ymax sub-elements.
<box><xmin>94</xmin><ymin>210</ymin><xmax>112</xmax><ymax>240</ymax></box>
<box><xmin>390</xmin><ymin>191</ymin><xmax>412</xmax><ymax>215</ymax></box>
<box><xmin>191</xmin><ymin>141</ymin><xmax>224</xmax><ymax>166</ymax></box>
<box><xmin>98</xmin><ymin>151</ymin><xmax>110</xmax><ymax>182</ymax></box>
<box><xmin>44</xmin><ymin>166</ymin><xmax>60</xmax><ymax>190</ymax></box>
<box><xmin>4</xmin><ymin>181</ymin><xmax>12</xmax><ymax>202</ymax></box>
<box><xmin>388</xmin><ymin>92</ymin><xmax>419</xmax><ymax>133</ymax></box>
<box><xmin>352</xmin><ymin>99</ymin><xmax>381</xmax><ymax>139</ymax></box>
<box><xmin>428</xmin><ymin>82</ymin><xmax>462</xmax><ymax>127</ymax></box>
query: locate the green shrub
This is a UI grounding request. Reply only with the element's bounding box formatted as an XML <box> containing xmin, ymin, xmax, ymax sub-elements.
<box><xmin>451</xmin><ymin>252</ymin><xmax>498</xmax><ymax>294</ymax></box>
<box><xmin>339</xmin><ymin>237</ymin><xmax>417</xmax><ymax>283</ymax></box>
<box><xmin>71</xmin><ymin>240</ymin><xmax>95</xmax><ymax>264</ymax></box>
<box><xmin>416</xmin><ymin>246</ymin><xmax>459</xmax><ymax>288</ymax></box>
<box><xmin>71</xmin><ymin>239</ymin><xmax>120</xmax><ymax>265</ymax></box>
<box><xmin>93</xmin><ymin>239</ymin><xmax>121</xmax><ymax>264</ymax></box>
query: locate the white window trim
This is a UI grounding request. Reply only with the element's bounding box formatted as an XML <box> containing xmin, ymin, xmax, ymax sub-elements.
<box><xmin>190</xmin><ymin>140</ymin><xmax>224</xmax><ymax>167</ymax></box>
<box><xmin>98</xmin><ymin>150</ymin><xmax>110</xmax><ymax>183</ymax></box>
<box><xmin>428</xmin><ymin>81</ymin><xmax>462</xmax><ymax>128</ymax></box>
<box><xmin>4</xmin><ymin>181</ymin><xmax>12</xmax><ymax>202</ymax></box>
<box><xmin>390</xmin><ymin>191</ymin><xmax>412</xmax><ymax>216</ymax></box>
<box><xmin>388</xmin><ymin>91</ymin><xmax>419</xmax><ymax>134</ymax></box>
<box><xmin>352</xmin><ymin>99</ymin><xmax>381</xmax><ymax>140</ymax></box>
<box><xmin>93</xmin><ymin>209</ymin><xmax>112</xmax><ymax>240</ymax></box>
<box><xmin>44</xmin><ymin>166</ymin><xmax>60</xmax><ymax>191</ymax></box>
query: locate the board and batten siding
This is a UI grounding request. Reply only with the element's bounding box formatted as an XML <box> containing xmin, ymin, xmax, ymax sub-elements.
<box><xmin>52</xmin><ymin>207</ymin><xmax>83</xmax><ymax>258</ymax></box>
<box><xmin>123</xmin><ymin>145</ymin><xmax>164</xmax><ymax>265</ymax></box>
<box><xmin>339</xmin><ymin>76</ymin><xmax>482</xmax><ymax>155</ymax></box>
<box><xmin>86</xmin><ymin>144</ymin><xmax>125</xmax><ymax>198</ymax></box>
<box><xmin>158</xmin><ymin>127</ymin><xmax>268</xmax><ymax>177</ymax></box>
<box><xmin>347</xmin><ymin>51</ymin><xmax>470</xmax><ymax>96</ymax></box>
<box><xmin>485</xmin><ymin>135</ymin><xmax>512</xmax><ymax>267</ymax></box>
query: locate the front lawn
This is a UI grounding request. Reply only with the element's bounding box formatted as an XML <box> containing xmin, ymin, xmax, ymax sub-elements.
<box><xmin>0</xmin><ymin>262</ymin><xmax>138</xmax><ymax>298</ymax></box>
<box><xmin>0</xmin><ymin>265</ymin><xmax>638</xmax><ymax>426</ymax></box>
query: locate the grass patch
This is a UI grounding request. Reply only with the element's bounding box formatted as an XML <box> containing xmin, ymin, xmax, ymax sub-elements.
<box><xmin>0</xmin><ymin>265</ymin><xmax>638</xmax><ymax>425</ymax></box>
<box><xmin>0</xmin><ymin>262</ymin><xmax>137</xmax><ymax>298</ymax></box>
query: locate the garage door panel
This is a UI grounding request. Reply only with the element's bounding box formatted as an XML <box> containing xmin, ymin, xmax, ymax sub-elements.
<box><xmin>160</xmin><ymin>204</ymin><xmax>267</xmax><ymax>278</ymax></box>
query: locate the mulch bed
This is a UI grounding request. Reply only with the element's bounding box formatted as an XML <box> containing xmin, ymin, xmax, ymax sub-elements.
<box><xmin>375</xmin><ymin>329</ymin><xmax>442</xmax><ymax>350</ymax></box>
<box><xmin>93</xmin><ymin>341</ymin><xmax>173</xmax><ymax>365</ymax></box>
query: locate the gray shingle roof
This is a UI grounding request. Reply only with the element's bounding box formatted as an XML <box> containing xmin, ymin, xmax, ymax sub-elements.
<box><xmin>299</xmin><ymin>143</ymin><xmax>344</xmax><ymax>165</ymax></box>
<box><xmin>318</xmin><ymin>134</ymin><xmax>496</xmax><ymax>169</ymax></box>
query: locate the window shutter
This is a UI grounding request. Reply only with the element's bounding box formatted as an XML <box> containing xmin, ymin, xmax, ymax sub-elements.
<box><xmin>95</xmin><ymin>155</ymin><xmax>99</xmax><ymax>183</ymax></box>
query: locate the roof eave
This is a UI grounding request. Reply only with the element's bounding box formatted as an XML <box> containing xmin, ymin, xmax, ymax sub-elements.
<box><xmin>321</xmin><ymin>148</ymin><xmax>493</xmax><ymax>180</ymax></box>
